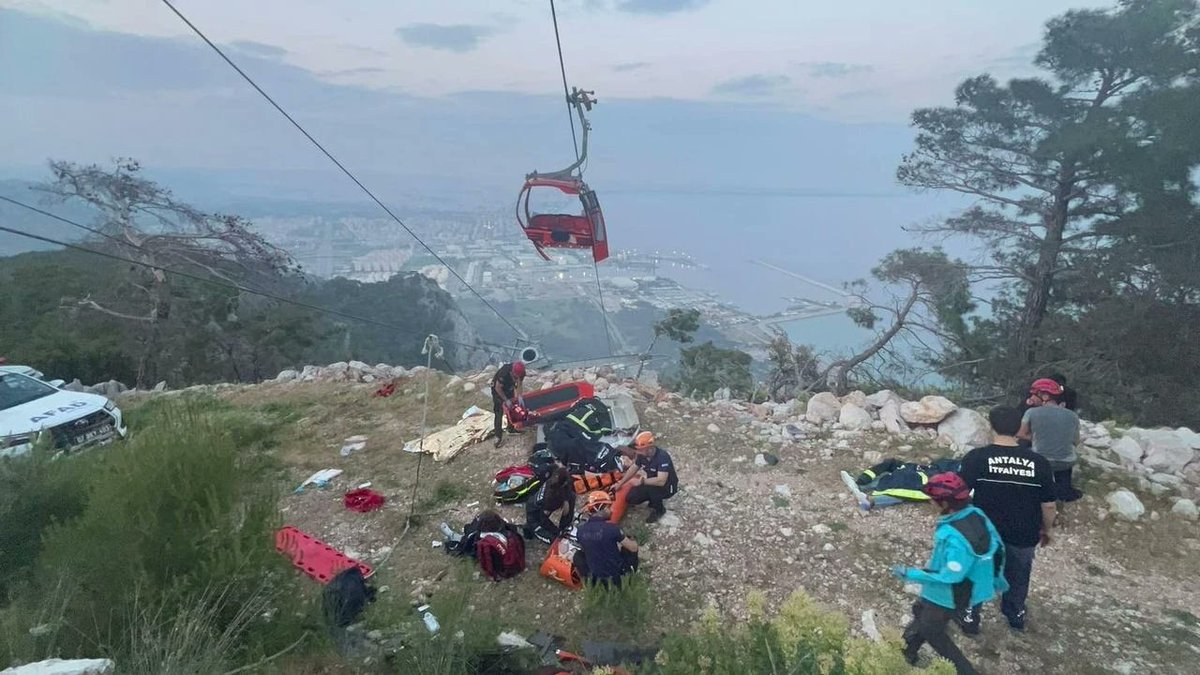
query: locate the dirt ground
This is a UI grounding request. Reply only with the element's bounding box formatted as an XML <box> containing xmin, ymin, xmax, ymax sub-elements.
<box><xmin>207</xmin><ymin>372</ymin><xmax>1200</xmax><ymax>675</ymax></box>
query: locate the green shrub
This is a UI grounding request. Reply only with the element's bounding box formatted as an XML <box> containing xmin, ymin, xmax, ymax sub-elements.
<box><xmin>581</xmin><ymin>572</ymin><xmax>651</xmax><ymax>638</ymax></box>
<box><xmin>0</xmin><ymin>398</ymin><xmax>313</xmax><ymax>670</ymax></box>
<box><xmin>0</xmin><ymin>443</ymin><xmax>96</xmax><ymax>605</ymax></box>
<box><xmin>647</xmin><ymin>591</ymin><xmax>954</xmax><ymax>675</ymax></box>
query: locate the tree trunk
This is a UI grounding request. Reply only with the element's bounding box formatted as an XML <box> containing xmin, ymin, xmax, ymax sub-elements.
<box><xmin>1015</xmin><ymin>176</ymin><xmax>1072</xmax><ymax>366</ymax></box>
<box><xmin>825</xmin><ymin>288</ymin><xmax>919</xmax><ymax>396</ymax></box>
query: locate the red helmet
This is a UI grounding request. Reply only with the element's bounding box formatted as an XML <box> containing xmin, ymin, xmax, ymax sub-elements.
<box><xmin>1029</xmin><ymin>378</ymin><xmax>1063</xmax><ymax>396</ymax></box>
<box><xmin>511</xmin><ymin>361</ymin><xmax>526</xmax><ymax>378</ymax></box>
<box><xmin>924</xmin><ymin>472</ymin><xmax>970</xmax><ymax>501</ymax></box>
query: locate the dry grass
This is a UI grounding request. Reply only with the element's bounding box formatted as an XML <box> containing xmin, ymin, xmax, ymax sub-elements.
<box><xmin>117</xmin><ymin>376</ymin><xmax>1200</xmax><ymax>674</ymax></box>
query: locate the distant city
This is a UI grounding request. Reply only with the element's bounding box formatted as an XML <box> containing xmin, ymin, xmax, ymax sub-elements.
<box><xmin>252</xmin><ymin>210</ymin><xmax>853</xmax><ymax>352</ymax></box>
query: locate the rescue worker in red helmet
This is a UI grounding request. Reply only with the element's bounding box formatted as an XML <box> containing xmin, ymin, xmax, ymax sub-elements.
<box><xmin>491</xmin><ymin>360</ymin><xmax>526</xmax><ymax>447</ymax></box>
<box><xmin>891</xmin><ymin>472</ymin><xmax>1007</xmax><ymax>675</ymax></box>
<box><xmin>1019</xmin><ymin>378</ymin><xmax>1082</xmax><ymax>503</ymax></box>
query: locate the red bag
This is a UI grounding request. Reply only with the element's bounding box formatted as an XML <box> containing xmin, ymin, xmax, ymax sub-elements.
<box><xmin>477</xmin><ymin>526</ymin><xmax>526</xmax><ymax>581</ymax></box>
<box><xmin>343</xmin><ymin>488</ymin><xmax>386</xmax><ymax>513</ymax></box>
<box><xmin>373</xmin><ymin>383</ymin><xmax>396</xmax><ymax>398</ymax></box>
<box><xmin>495</xmin><ymin>465</ymin><xmax>535</xmax><ymax>483</ymax></box>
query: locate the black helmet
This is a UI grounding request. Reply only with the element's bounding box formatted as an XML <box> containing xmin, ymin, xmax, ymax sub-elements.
<box><xmin>529</xmin><ymin>448</ymin><xmax>558</xmax><ymax>478</ymax></box>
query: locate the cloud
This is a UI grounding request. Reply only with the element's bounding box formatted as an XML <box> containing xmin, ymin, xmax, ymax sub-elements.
<box><xmin>229</xmin><ymin>40</ymin><xmax>287</xmax><ymax>59</ymax></box>
<box><xmin>711</xmin><ymin>74</ymin><xmax>789</xmax><ymax>97</ymax></box>
<box><xmin>322</xmin><ymin>67</ymin><xmax>387</xmax><ymax>78</ymax></box>
<box><xmin>611</xmin><ymin>0</ymin><xmax>710</xmax><ymax>14</ymax></box>
<box><xmin>613</xmin><ymin>61</ymin><xmax>651</xmax><ymax>73</ymax></box>
<box><xmin>798</xmin><ymin>62</ymin><xmax>874</xmax><ymax>78</ymax></box>
<box><xmin>395</xmin><ymin>23</ymin><xmax>495</xmax><ymax>53</ymax></box>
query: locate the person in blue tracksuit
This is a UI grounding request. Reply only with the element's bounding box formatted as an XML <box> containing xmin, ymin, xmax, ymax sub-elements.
<box><xmin>891</xmin><ymin>472</ymin><xmax>1008</xmax><ymax>675</ymax></box>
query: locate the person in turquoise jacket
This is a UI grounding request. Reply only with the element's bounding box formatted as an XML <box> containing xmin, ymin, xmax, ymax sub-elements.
<box><xmin>891</xmin><ymin>472</ymin><xmax>1008</xmax><ymax>675</ymax></box>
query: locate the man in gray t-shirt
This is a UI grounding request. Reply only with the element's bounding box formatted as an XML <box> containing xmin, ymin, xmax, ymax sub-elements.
<box><xmin>1020</xmin><ymin>400</ymin><xmax>1082</xmax><ymax>502</ymax></box>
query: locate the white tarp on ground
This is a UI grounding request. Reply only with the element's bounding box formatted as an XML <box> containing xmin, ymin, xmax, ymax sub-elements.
<box><xmin>403</xmin><ymin>410</ymin><xmax>496</xmax><ymax>462</ymax></box>
<box><xmin>2</xmin><ymin>659</ymin><xmax>115</xmax><ymax>675</ymax></box>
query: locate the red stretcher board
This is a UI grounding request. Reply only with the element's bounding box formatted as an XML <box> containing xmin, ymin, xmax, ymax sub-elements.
<box><xmin>275</xmin><ymin>525</ymin><xmax>374</xmax><ymax>584</ymax></box>
<box><xmin>508</xmin><ymin>381</ymin><xmax>594</xmax><ymax>431</ymax></box>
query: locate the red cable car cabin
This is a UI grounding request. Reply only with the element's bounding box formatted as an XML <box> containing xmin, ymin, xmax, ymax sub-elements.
<box><xmin>516</xmin><ymin>176</ymin><xmax>609</xmax><ymax>263</ymax></box>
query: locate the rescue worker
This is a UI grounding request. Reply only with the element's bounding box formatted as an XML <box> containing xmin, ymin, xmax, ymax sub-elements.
<box><xmin>575</xmin><ymin>491</ymin><xmax>639</xmax><ymax>587</ymax></box>
<box><xmin>545</xmin><ymin>397</ymin><xmax>616</xmax><ymax>470</ymax></box>
<box><xmin>611</xmin><ymin>431</ymin><xmax>678</xmax><ymax>523</ymax></box>
<box><xmin>891</xmin><ymin>473</ymin><xmax>1007</xmax><ymax>675</ymax></box>
<box><xmin>491</xmin><ymin>360</ymin><xmax>526</xmax><ymax>447</ymax></box>
<box><xmin>1019</xmin><ymin>378</ymin><xmax>1082</xmax><ymax>503</ymax></box>
<box><xmin>524</xmin><ymin>466</ymin><xmax>576</xmax><ymax>544</ymax></box>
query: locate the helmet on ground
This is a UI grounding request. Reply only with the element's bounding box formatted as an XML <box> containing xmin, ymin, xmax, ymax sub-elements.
<box><xmin>1029</xmin><ymin>378</ymin><xmax>1063</xmax><ymax>396</ymax></box>
<box><xmin>633</xmin><ymin>430</ymin><xmax>655</xmax><ymax>450</ymax></box>
<box><xmin>511</xmin><ymin>361</ymin><xmax>526</xmax><ymax>378</ymax></box>
<box><xmin>529</xmin><ymin>448</ymin><xmax>558</xmax><ymax>478</ymax></box>
<box><xmin>923</xmin><ymin>472</ymin><xmax>970</xmax><ymax>502</ymax></box>
<box><xmin>584</xmin><ymin>490</ymin><xmax>613</xmax><ymax>514</ymax></box>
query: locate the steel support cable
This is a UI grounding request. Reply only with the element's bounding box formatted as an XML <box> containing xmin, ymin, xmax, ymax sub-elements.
<box><xmin>0</xmin><ymin>214</ymin><xmax>510</xmax><ymax>359</ymax></box>
<box><xmin>158</xmin><ymin>0</ymin><xmax>526</xmax><ymax>342</ymax></box>
<box><xmin>547</xmin><ymin>0</ymin><xmax>614</xmax><ymax>355</ymax></box>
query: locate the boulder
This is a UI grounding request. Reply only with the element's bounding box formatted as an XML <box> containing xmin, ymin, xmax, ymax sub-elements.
<box><xmin>838</xmin><ymin>403</ymin><xmax>874</xmax><ymax>431</ymax></box>
<box><xmin>61</xmin><ymin>378</ymin><xmax>87</xmax><ymax>393</ymax></box>
<box><xmin>805</xmin><ymin>392</ymin><xmax>841</xmax><ymax>424</ymax></box>
<box><xmin>841</xmin><ymin>390</ymin><xmax>869</xmax><ymax>410</ymax></box>
<box><xmin>1105</xmin><ymin>489</ymin><xmax>1145</xmax><ymax>521</ymax></box>
<box><xmin>91</xmin><ymin>380</ymin><xmax>128</xmax><ymax>399</ymax></box>
<box><xmin>300</xmin><ymin>365</ymin><xmax>320</xmax><ymax>381</ymax></box>
<box><xmin>348</xmin><ymin>360</ymin><xmax>371</xmax><ymax>372</ymax></box>
<box><xmin>1171</xmin><ymin>498</ymin><xmax>1199</xmax><ymax>521</ymax></box>
<box><xmin>864</xmin><ymin>389</ymin><xmax>904</xmax><ymax>411</ymax></box>
<box><xmin>900</xmin><ymin>396</ymin><xmax>957</xmax><ymax>425</ymax></box>
<box><xmin>1126</xmin><ymin>428</ymin><xmax>1196</xmax><ymax>474</ymax></box>
<box><xmin>1111</xmin><ymin>436</ymin><xmax>1144</xmax><ymax>465</ymax></box>
<box><xmin>937</xmin><ymin>409</ymin><xmax>992</xmax><ymax>451</ymax></box>
<box><xmin>275</xmin><ymin>369</ymin><xmax>299</xmax><ymax>383</ymax></box>
<box><xmin>1149</xmin><ymin>472</ymin><xmax>1184</xmax><ymax>488</ymax></box>
<box><xmin>878</xmin><ymin>400</ymin><xmax>909</xmax><ymax>435</ymax></box>
<box><xmin>713</xmin><ymin>387</ymin><xmax>732</xmax><ymax>402</ymax></box>
<box><xmin>1175</xmin><ymin>427</ymin><xmax>1200</xmax><ymax>450</ymax></box>
<box><xmin>706</xmin><ymin>423</ymin><xmax>721</xmax><ymax>434</ymax></box>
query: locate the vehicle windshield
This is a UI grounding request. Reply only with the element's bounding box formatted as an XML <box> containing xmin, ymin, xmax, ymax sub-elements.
<box><xmin>0</xmin><ymin>373</ymin><xmax>57</xmax><ymax>411</ymax></box>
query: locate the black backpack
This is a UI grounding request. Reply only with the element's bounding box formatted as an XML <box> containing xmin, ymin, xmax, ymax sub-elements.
<box><xmin>322</xmin><ymin>567</ymin><xmax>376</xmax><ymax>627</ymax></box>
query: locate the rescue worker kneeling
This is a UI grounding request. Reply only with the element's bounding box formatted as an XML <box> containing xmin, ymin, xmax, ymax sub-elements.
<box><xmin>524</xmin><ymin>466</ymin><xmax>575</xmax><ymax>544</ymax></box>
<box><xmin>575</xmin><ymin>491</ymin><xmax>639</xmax><ymax>587</ymax></box>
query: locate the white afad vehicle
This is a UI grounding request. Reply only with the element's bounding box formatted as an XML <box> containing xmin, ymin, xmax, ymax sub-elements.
<box><xmin>0</xmin><ymin>366</ymin><xmax>128</xmax><ymax>457</ymax></box>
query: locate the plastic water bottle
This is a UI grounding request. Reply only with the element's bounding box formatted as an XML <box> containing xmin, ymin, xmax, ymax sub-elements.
<box><xmin>417</xmin><ymin>605</ymin><xmax>440</xmax><ymax>633</ymax></box>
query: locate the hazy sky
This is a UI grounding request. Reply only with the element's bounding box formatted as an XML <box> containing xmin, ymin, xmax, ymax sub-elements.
<box><xmin>3</xmin><ymin>0</ymin><xmax>1106</xmax><ymax>121</ymax></box>
<box><xmin>0</xmin><ymin>1</ymin><xmax>1116</xmax><ymax>317</ymax></box>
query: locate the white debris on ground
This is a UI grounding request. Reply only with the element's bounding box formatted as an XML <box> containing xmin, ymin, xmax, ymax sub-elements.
<box><xmin>1</xmin><ymin>659</ymin><xmax>115</xmax><ymax>675</ymax></box>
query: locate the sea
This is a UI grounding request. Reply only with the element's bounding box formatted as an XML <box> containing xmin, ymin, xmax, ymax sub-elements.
<box><xmin>599</xmin><ymin>189</ymin><xmax>964</xmax><ymax>359</ymax></box>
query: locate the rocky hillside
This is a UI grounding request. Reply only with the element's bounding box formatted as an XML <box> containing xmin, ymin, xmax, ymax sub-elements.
<box><xmin>107</xmin><ymin>362</ymin><xmax>1200</xmax><ymax>674</ymax></box>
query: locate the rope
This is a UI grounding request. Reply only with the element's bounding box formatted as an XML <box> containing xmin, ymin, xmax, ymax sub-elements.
<box><xmin>549</xmin><ymin>0</ymin><xmax>580</xmax><ymax>166</ymax></box>
<box><xmin>406</xmin><ymin>335</ymin><xmax>442</xmax><ymax>529</ymax></box>
<box><xmin>159</xmin><ymin>0</ymin><xmax>526</xmax><ymax>342</ymax></box>
<box><xmin>592</xmin><ymin>259</ymin><xmax>615</xmax><ymax>355</ymax></box>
